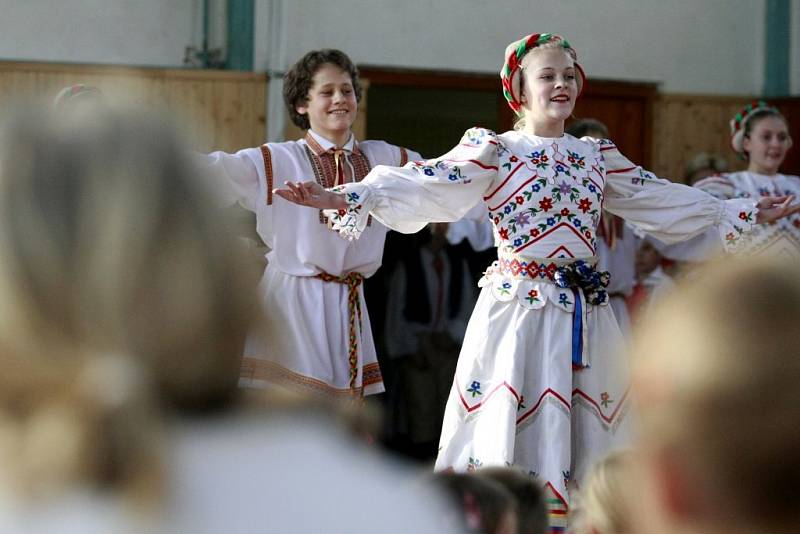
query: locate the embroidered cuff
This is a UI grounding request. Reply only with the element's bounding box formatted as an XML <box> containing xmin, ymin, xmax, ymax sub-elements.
<box><xmin>323</xmin><ymin>183</ymin><xmax>373</xmax><ymax>240</ymax></box>
<box><xmin>717</xmin><ymin>198</ymin><xmax>757</xmax><ymax>253</ymax></box>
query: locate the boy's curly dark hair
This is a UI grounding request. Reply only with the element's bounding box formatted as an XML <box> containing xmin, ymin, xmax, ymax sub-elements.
<box><xmin>282</xmin><ymin>49</ymin><xmax>362</xmax><ymax>131</ymax></box>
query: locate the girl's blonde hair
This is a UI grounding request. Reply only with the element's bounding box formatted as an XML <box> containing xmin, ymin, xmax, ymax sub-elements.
<box><xmin>630</xmin><ymin>256</ymin><xmax>800</xmax><ymax>530</ymax></box>
<box><xmin>569</xmin><ymin>451</ymin><xmax>636</xmax><ymax>534</ymax></box>
<box><xmin>0</xmin><ymin>106</ymin><xmax>257</xmax><ymax>502</ymax></box>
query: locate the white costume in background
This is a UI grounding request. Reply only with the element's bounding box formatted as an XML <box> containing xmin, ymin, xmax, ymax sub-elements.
<box><xmin>594</xmin><ymin>216</ymin><xmax>638</xmax><ymax>336</ymax></box>
<box><xmin>679</xmin><ymin>171</ymin><xmax>800</xmax><ymax>259</ymax></box>
<box><xmin>446</xmin><ymin>202</ymin><xmax>495</xmax><ymax>252</ymax></box>
<box><xmin>202</xmin><ymin>131</ymin><xmax>419</xmax><ymax>397</ymax></box>
<box><xmin>322</xmin><ymin>127</ymin><xmax>756</xmax><ymax>510</ymax></box>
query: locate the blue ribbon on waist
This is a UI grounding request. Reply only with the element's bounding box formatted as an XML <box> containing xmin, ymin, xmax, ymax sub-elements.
<box><xmin>571</xmin><ymin>288</ymin><xmax>584</xmax><ymax>368</ymax></box>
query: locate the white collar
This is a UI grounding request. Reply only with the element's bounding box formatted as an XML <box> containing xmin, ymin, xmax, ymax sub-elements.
<box><xmin>307</xmin><ymin>130</ymin><xmax>356</xmax><ymax>155</ymax></box>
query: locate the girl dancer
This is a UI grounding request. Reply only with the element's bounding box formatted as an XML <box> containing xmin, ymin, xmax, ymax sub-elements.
<box><xmin>275</xmin><ymin>34</ymin><xmax>797</xmax><ymax>520</ymax></box>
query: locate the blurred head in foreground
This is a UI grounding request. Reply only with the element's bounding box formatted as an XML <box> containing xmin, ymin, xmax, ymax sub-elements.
<box><xmin>0</xmin><ymin>105</ymin><xmax>256</xmax><ymax>504</ymax></box>
<box><xmin>435</xmin><ymin>472</ymin><xmax>518</xmax><ymax>534</ymax></box>
<box><xmin>629</xmin><ymin>257</ymin><xmax>800</xmax><ymax>534</ymax></box>
<box><xmin>569</xmin><ymin>450</ymin><xmax>637</xmax><ymax>534</ymax></box>
<box><xmin>477</xmin><ymin>467</ymin><xmax>547</xmax><ymax>534</ymax></box>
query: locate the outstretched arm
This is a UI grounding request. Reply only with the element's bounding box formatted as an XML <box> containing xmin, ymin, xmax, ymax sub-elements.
<box><xmin>274</xmin><ymin>181</ymin><xmax>347</xmax><ymax>210</ymax></box>
<box><xmin>275</xmin><ymin>128</ymin><xmax>501</xmax><ymax>239</ymax></box>
<box><xmin>594</xmin><ymin>138</ymin><xmax>797</xmax><ymax>252</ymax></box>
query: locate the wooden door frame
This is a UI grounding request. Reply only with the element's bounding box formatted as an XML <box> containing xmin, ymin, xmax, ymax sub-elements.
<box><xmin>358</xmin><ymin>65</ymin><xmax>657</xmax><ymax>166</ymax></box>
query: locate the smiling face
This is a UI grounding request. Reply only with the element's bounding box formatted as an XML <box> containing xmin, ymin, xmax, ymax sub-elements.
<box><xmin>295</xmin><ymin>63</ymin><xmax>357</xmax><ymax>145</ymax></box>
<box><xmin>519</xmin><ymin>48</ymin><xmax>578</xmax><ymax>136</ymax></box>
<box><xmin>743</xmin><ymin>115</ymin><xmax>793</xmax><ymax>175</ymax></box>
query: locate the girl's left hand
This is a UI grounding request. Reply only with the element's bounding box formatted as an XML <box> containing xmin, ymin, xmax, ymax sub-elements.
<box><xmin>755</xmin><ymin>195</ymin><xmax>800</xmax><ymax>224</ymax></box>
<box><xmin>273</xmin><ymin>181</ymin><xmax>348</xmax><ymax>210</ymax></box>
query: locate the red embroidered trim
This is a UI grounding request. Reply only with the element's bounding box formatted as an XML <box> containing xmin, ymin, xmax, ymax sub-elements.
<box><xmin>260</xmin><ymin>145</ymin><xmax>274</xmax><ymax>205</ymax></box>
<box><xmin>399</xmin><ymin>147</ymin><xmax>408</xmax><ymax>166</ymax></box>
<box><xmin>304</xmin><ymin>145</ymin><xmax>373</xmax><ymax>226</ymax></box>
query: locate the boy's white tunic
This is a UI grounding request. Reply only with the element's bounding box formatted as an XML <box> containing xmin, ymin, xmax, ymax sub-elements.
<box><xmin>324</xmin><ymin>127</ymin><xmax>756</xmax><ymax>507</ymax></box>
<box><xmin>203</xmin><ymin>131</ymin><xmax>417</xmax><ymax>397</ymax></box>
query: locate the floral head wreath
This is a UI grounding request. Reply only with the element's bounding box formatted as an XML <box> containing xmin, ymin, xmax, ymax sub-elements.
<box><xmin>500</xmin><ymin>33</ymin><xmax>586</xmax><ymax>116</ymax></box>
<box><xmin>729</xmin><ymin>100</ymin><xmax>780</xmax><ymax>155</ymax></box>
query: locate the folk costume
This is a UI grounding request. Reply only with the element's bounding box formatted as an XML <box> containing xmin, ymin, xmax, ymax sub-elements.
<box><xmin>316</xmin><ymin>33</ymin><xmax>759</xmax><ymax>525</ymax></box>
<box><xmin>660</xmin><ymin>102</ymin><xmax>800</xmax><ymax>261</ymax></box>
<box><xmin>203</xmin><ymin>130</ymin><xmax>417</xmax><ymax>397</ymax></box>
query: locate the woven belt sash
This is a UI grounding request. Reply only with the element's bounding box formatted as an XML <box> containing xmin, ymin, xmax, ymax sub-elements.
<box><xmin>490</xmin><ymin>252</ymin><xmax>609</xmax><ymax>369</ymax></box>
<box><xmin>315</xmin><ymin>271</ymin><xmax>365</xmax><ymax>391</ymax></box>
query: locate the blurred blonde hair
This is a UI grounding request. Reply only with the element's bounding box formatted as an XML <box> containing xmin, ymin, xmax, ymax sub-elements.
<box><xmin>630</xmin><ymin>256</ymin><xmax>800</xmax><ymax>531</ymax></box>
<box><xmin>0</xmin><ymin>105</ymin><xmax>257</xmax><ymax>502</ymax></box>
<box><xmin>569</xmin><ymin>450</ymin><xmax>635</xmax><ymax>534</ymax></box>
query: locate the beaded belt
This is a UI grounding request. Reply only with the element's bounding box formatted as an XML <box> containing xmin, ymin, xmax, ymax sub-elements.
<box><xmin>487</xmin><ymin>252</ymin><xmax>610</xmax><ymax>369</ymax></box>
<box><xmin>315</xmin><ymin>271</ymin><xmax>364</xmax><ymax>392</ymax></box>
<box><xmin>488</xmin><ymin>252</ymin><xmax>595</xmax><ymax>280</ymax></box>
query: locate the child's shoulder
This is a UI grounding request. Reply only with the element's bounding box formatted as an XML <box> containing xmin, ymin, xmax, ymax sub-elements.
<box><xmin>358</xmin><ymin>139</ymin><xmax>417</xmax><ymax>165</ymax></box>
<box><xmin>577</xmin><ymin>135</ymin><xmax>617</xmax><ymax>151</ymax></box>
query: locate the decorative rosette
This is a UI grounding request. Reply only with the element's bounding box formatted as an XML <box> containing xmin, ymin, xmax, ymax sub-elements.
<box><xmin>323</xmin><ymin>183</ymin><xmax>373</xmax><ymax>240</ymax></box>
<box><xmin>717</xmin><ymin>197</ymin><xmax>758</xmax><ymax>253</ymax></box>
<box><xmin>552</xmin><ymin>260</ymin><xmax>610</xmax><ymax>306</ymax></box>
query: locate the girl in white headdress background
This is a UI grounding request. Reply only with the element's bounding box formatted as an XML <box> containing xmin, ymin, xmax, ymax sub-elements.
<box><xmin>275</xmin><ymin>33</ymin><xmax>799</xmax><ymax>522</ymax></box>
<box><xmin>691</xmin><ymin>102</ymin><xmax>800</xmax><ymax>258</ymax></box>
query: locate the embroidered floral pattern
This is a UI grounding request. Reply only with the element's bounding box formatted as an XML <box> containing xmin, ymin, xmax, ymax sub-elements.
<box><xmin>525</xmin><ymin>289</ymin><xmax>541</xmax><ymax>305</ymax></box>
<box><xmin>467</xmin><ymin>457</ymin><xmax>483</xmax><ymax>472</ymax></box>
<box><xmin>600</xmin><ymin>392</ymin><xmax>613</xmax><ymax>408</ymax></box>
<box><xmin>324</xmin><ymin>184</ymin><xmax>369</xmax><ymax>240</ymax></box>
<box><xmin>527</xmin><ymin>150</ymin><xmax>550</xmax><ymax>170</ymax></box>
<box><xmin>467</xmin><ymin>381</ymin><xmax>483</xmax><ymax>397</ymax></box>
<box><xmin>566</xmin><ymin>150</ymin><xmax>586</xmax><ymax>170</ymax></box>
<box><xmin>413</xmin><ymin>160</ymin><xmax>472</xmax><ymax>185</ymax></box>
<box><xmin>719</xmin><ymin>200</ymin><xmax>758</xmax><ymax>253</ymax></box>
<box><xmin>498</xmin><ymin>281</ymin><xmax>513</xmax><ymax>296</ymax></box>
<box><xmin>631</xmin><ymin>167</ymin><xmax>656</xmax><ymax>186</ymax></box>
<box><xmin>488</xmin><ymin>140</ymin><xmax>606</xmax><ymax>257</ymax></box>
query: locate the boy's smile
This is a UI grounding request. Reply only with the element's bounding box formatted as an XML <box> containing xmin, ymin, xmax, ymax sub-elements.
<box><xmin>296</xmin><ymin>63</ymin><xmax>357</xmax><ymax>146</ymax></box>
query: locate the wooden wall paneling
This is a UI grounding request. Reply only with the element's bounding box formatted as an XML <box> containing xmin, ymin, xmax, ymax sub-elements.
<box><xmin>0</xmin><ymin>61</ymin><xmax>267</xmax><ymax>153</ymax></box>
<box><xmin>651</xmin><ymin>94</ymin><xmax>751</xmax><ymax>183</ymax></box>
<box><xmin>570</xmin><ymin>80</ymin><xmax>657</xmax><ymax>170</ymax></box>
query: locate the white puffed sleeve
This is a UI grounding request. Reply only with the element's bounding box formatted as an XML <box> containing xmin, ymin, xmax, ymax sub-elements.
<box><xmin>594</xmin><ymin>139</ymin><xmax>757</xmax><ymax>253</ymax></box>
<box><xmin>323</xmin><ymin>128</ymin><xmax>500</xmax><ymax>239</ymax></box>
<box><xmin>195</xmin><ymin>148</ymin><xmax>263</xmax><ymax>211</ymax></box>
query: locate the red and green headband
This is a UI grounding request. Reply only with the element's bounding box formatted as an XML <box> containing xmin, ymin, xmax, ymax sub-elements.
<box><xmin>729</xmin><ymin>100</ymin><xmax>780</xmax><ymax>154</ymax></box>
<box><xmin>500</xmin><ymin>33</ymin><xmax>586</xmax><ymax>116</ymax></box>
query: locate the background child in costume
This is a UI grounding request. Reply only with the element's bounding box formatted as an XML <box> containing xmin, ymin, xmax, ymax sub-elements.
<box><xmin>200</xmin><ymin>49</ymin><xmax>420</xmax><ymax>399</ymax></box>
<box><xmin>274</xmin><ymin>33</ymin><xmax>798</xmax><ymax>529</ymax></box>
<box><xmin>656</xmin><ymin>101</ymin><xmax>800</xmax><ymax>262</ymax></box>
<box><xmin>382</xmin><ymin>222</ymin><xmax>475</xmax><ymax>460</ymax></box>
<box><xmin>630</xmin><ymin>257</ymin><xmax>800</xmax><ymax>534</ymax></box>
<box><xmin>683</xmin><ymin>151</ymin><xmax>727</xmax><ymax>185</ymax></box>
